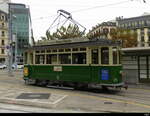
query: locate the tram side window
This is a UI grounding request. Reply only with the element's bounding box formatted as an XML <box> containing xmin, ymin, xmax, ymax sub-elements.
<box><xmin>119</xmin><ymin>50</ymin><xmax>122</xmax><ymax>64</ymax></box>
<box><xmin>113</xmin><ymin>47</ymin><xmax>117</xmax><ymax>64</ymax></box>
<box><xmin>46</xmin><ymin>54</ymin><xmax>57</xmax><ymax>64</ymax></box>
<box><xmin>101</xmin><ymin>47</ymin><xmax>109</xmax><ymax>64</ymax></box>
<box><xmin>46</xmin><ymin>54</ymin><xmax>51</xmax><ymax>64</ymax></box>
<box><xmin>35</xmin><ymin>55</ymin><xmax>45</xmax><ymax>64</ymax></box>
<box><xmin>91</xmin><ymin>49</ymin><xmax>98</xmax><ymax>64</ymax></box>
<box><xmin>72</xmin><ymin>53</ymin><xmax>86</xmax><ymax>64</ymax></box>
<box><xmin>30</xmin><ymin>53</ymin><xmax>33</xmax><ymax>64</ymax></box>
<box><xmin>59</xmin><ymin>54</ymin><xmax>71</xmax><ymax>64</ymax></box>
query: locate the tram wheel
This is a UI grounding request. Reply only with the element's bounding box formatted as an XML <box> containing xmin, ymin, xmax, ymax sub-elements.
<box><xmin>101</xmin><ymin>86</ymin><xmax>109</xmax><ymax>91</ymax></box>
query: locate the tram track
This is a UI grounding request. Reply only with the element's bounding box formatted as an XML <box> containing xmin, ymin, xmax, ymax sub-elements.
<box><xmin>43</xmin><ymin>85</ymin><xmax>150</xmax><ymax>110</ymax></box>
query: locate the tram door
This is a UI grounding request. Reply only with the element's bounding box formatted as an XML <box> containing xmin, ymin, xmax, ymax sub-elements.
<box><xmin>138</xmin><ymin>56</ymin><xmax>150</xmax><ymax>82</ymax></box>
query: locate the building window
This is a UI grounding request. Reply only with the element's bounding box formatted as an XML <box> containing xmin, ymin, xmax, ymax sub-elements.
<box><xmin>1</xmin><ymin>49</ymin><xmax>4</xmax><ymax>54</ymax></box>
<box><xmin>135</xmin><ymin>22</ymin><xmax>138</xmax><ymax>27</ymax></box>
<box><xmin>147</xmin><ymin>20</ymin><xmax>150</xmax><ymax>26</ymax></box>
<box><xmin>2</xmin><ymin>23</ymin><xmax>4</xmax><ymax>27</ymax></box>
<box><xmin>1</xmin><ymin>31</ymin><xmax>5</xmax><ymax>37</ymax></box>
<box><xmin>1</xmin><ymin>40</ymin><xmax>4</xmax><ymax>45</ymax></box>
<box><xmin>1</xmin><ymin>15</ymin><xmax>5</xmax><ymax>20</ymax></box>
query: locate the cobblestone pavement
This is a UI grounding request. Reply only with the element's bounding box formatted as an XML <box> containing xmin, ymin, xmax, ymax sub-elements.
<box><xmin>0</xmin><ymin>70</ymin><xmax>150</xmax><ymax>113</ymax></box>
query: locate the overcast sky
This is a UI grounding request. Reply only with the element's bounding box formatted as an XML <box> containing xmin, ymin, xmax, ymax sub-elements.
<box><xmin>11</xmin><ymin>0</ymin><xmax>150</xmax><ymax>41</ymax></box>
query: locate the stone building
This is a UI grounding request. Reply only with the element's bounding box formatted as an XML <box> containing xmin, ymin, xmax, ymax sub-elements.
<box><xmin>0</xmin><ymin>10</ymin><xmax>8</xmax><ymax>64</ymax></box>
<box><xmin>116</xmin><ymin>13</ymin><xmax>150</xmax><ymax>47</ymax></box>
<box><xmin>87</xmin><ymin>21</ymin><xmax>116</xmax><ymax>39</ymax></box>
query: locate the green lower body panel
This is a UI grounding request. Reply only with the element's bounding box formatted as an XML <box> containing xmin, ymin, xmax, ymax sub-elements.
<box><xmin>24</xmin><ymin>65</ymin><xmax>123</xmax><ymax>85</ymax></box>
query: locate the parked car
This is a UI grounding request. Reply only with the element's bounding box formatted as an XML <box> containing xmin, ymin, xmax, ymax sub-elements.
<box><xmin>12</xmin><ymin>63</ymin><xmax>24</xmax><ymax>69</ymax></box>
<box><xmin>0</xmin><ymin>64</ymin><xmax>7</xmax><ymax>69</ymax></box>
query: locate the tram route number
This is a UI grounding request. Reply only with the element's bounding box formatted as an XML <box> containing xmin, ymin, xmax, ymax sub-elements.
<box><xmin>53</xmin><ymin>66</ymin><xmax>62</xmax><ymax>72</ymax></box>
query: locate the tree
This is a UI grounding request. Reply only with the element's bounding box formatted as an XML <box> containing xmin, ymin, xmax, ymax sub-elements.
<box><xmin>109</xmin><ymin>28</ymin><xmax>137</xmax><ymax>48</ymax></box>
<box><xmin>40</xmin><ymin>24</ymin><xmax>84</xmax><ymax>40</ymax></box>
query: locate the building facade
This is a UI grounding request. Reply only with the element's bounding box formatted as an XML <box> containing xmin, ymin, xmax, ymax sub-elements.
<box><xmin>87</xmin><ymin>21</ymin><xmax>116</xmax><ymax>39</ymax></box>
<box><xmin>9</xmin><ymin>3</ymin><xmax>30</xmax><ymax>63</ymax></box>
<box><xmin>0</xmin><ymin>10</ymin><xmax>8</xmax><ymax>64</ymax></box>
<box><xmin>116</xmin><ymin>13</ymin><xmax>150</xmax><ymax>47</ymax></box>
<box><xmin>0</xmin><ymin>0</ymin><xmax>10</xmax><ymax>13</ymax></box>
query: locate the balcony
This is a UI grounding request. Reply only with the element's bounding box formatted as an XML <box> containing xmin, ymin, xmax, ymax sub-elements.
<box><xmin>0</xmin><ymin>25</ymin><xmax>8</xmax><ymax>30</ymax></box>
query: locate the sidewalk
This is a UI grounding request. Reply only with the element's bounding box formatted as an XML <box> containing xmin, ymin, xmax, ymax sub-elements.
<box><xmin>127</xmin><ymin>83</ymin><xmax>150</xmax><ymax>89</ymax></box>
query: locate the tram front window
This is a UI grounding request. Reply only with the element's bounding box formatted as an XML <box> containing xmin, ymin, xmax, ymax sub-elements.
<box><xmin>101</xmin><ymin>47</ymin><xmax>109</xmax><ymax>64</ymax></box>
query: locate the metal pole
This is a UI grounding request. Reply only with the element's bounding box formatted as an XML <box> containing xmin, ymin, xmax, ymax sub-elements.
<box><xmin>15</xmin><ymin>28</ymin><xmax>17</xmax><ymax>71</ymax></box>
<box><xmin>8</xmin><ymin>3</ymin><xmax>13</xmax><ymax>76</ymax></box>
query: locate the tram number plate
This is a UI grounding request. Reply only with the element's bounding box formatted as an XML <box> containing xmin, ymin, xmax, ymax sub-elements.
<box><xmin>53</xmin><ymin>66</ymin><xmax>62</xmax><ymax>72</ymax></box>
<box><xmin>101</xmin><ymin>69</ymin><xmax>109</xmax><ymax>80</ymax></box>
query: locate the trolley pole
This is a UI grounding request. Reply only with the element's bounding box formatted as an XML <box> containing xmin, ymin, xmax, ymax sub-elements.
<box><xmin>8</xmin><ymin>3</ymin><xmax>13</xmax><ymax>76</ymax></box>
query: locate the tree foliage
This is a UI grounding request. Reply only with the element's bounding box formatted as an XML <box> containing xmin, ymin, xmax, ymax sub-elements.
<box><xmin>41</xmin><ymin>24</ymin><xmax>84</xmax><ymax>40</ymax></box>
<box><xmin>109</xmin><ymin>28</ymin><xmax>137</xmax><ymax>48</ymax></box>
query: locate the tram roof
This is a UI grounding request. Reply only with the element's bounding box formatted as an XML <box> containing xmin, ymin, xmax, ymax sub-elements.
<box><xmin>29</xmin><ymin>38</ymin><xmax>121</xmax><ymax>50</ymax></box>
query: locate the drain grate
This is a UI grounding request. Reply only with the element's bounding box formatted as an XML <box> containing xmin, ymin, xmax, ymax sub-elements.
<box><xmin>16</xmin><ymin>93</ymin><xmax>50</xmax><ymax>99</ymax></box>
<box><xmin>104</xmin><ymin>102</ymin><xmax>113</xmax><ymax>104</ymax></box>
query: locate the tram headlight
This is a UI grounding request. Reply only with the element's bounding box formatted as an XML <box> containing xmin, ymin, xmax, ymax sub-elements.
<box><xmin>24</xmin><ymin>67</ymin><xmax>29</xmax><ymax>76</ymax></box>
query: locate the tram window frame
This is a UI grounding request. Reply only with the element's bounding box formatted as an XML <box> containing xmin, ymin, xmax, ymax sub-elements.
<box><xmin>24</xmin><ymin>52</ymin><xmax>28</xmax><ymax>64</ymax></box>
<box><xmin>112</xmin><ymin>47</ymin><xmax>118</xmax><ymax>64</ymax></box>
<box><xmin>41</xmin><ymin>50</ymin><xmax>45</xmax><ymax>53</ymax></box>
<box><xmin>58</xmin><ymin>53</ymin><xmax>71</xmax><ymax>64</ymax></box>
<box><xmin>65</xmin><ymin>48</ymin><xmax>71</xmax><ymax>52</ymax></box>
<box><xmin>72</xmin><ymin>48</ymin><xmax>78</xmax><ymax>51</ymax></box>
<box><xmin>46</xmin><ymin>54</ymin><xmax>57</xmax><ymax>64</ymax></box>
<box><xmin>46</xmin><ymin>49</ymin><xmax>51</xmax><ymax>53</ymax></box>
<box><xmin>36</xmin><ymin>51</ymin><xmax>40</xmax><ymax>53</ymax></box>
<box><xmin>35</xmin><ymin>55</ymin><xmax>45</xmax><ymax>64</ymax></box>
<box><xmin>101</xmin><ymin>47</ymin><xmax>109</xmax><ymax>65</ymax></box>
<box><xmin>119</xmin><ymin>48</ymin><xmax>122</xmax><ymax>64</ymax></box>
<box><xmin>80</xmin><ymin>48</ymin><xmax>86</xmax><ymax>51</ymax></box>
<box><xmin>72</xmin><ymin>53</ymin><xmax>86</xmax><ymax>64</ymax></box>
<box><xmin>52</xmin><ymin>49</ymin><xmax>57</xmax><ymax>53</ymax></box>
<box><xmin>30</xmin><ymin>53</ymin><xmax>33</xmax><ymax>64</ymax></box>
<box><xmin>58</xmin><ymin>49</ymin><xmax>64</xmax><ymax>52</ymax></box>
<box><xmin>91</xmin><ymin>49</ymin><xmax>99</xmax><ymax>64</ymax></box>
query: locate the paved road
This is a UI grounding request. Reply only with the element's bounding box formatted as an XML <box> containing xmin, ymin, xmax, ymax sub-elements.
<box><xmin>0</xmin><ymin>69</ymin><xmax>150</xmax><ymax>113</ymax></box>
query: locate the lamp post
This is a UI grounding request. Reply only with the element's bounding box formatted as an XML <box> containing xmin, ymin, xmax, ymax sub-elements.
<box><xmin>8</xmin><ymin>3</ymin><xmax>13</xmax><ymax>76</ymax></box>
<box><xmin>12</xmin><ymin>29</ymin><xmax>17</xmax><ymax>71</ymax></box>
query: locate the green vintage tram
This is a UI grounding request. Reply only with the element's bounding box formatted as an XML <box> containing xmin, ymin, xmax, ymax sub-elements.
<box><xmin>23</xmin><ymin>38</ymin><xmax>127</xmax><ymax>90</ymax></box>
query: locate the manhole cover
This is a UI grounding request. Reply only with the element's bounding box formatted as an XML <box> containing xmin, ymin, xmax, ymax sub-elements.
<box><xmin>16</xmin><ymin>93</ymin><xmax>50</xmax><ymax>99</ymax></box>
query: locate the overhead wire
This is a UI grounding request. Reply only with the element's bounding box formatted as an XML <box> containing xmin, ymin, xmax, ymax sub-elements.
<box><xmin>32</xmin><ymin>0</ymin><xmax>133</xmax><ymax>21</ymax></box>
